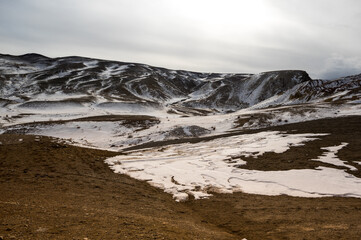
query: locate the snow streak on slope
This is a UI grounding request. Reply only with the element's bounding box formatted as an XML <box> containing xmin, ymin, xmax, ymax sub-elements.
<box><xmin>311</xmin><ymin>143</ymin><xmax>357</xmax><ymax>171</ymax></box>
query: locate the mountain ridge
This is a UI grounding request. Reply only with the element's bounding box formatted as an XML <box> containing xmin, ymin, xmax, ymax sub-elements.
<box><xmin>0</xmin><ymin>53</ymin><xmax>360</xmax><ymax>115</ymax></box>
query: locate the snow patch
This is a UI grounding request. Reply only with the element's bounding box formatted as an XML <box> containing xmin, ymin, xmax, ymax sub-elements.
<box><xmin>104</xmin><ymin>131</ymin><xmax>356</xmax><ymax>202</ymax></box>
<box><xmin>312</xmin><ymin>143</ymin><xmax>357</xmax><ymax>171</ymax></box>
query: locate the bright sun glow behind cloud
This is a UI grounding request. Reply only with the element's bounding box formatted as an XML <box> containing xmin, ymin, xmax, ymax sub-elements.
<box><xmin>168</xmin><ymin>0</ymin><xmax>280</xmax><ymax>37</ymax></box>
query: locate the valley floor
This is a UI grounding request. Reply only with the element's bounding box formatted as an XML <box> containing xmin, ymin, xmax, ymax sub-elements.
<box><xmin>1</xmin><ymin>116</ymin><xmax>361</xmax><ymax>239</ymax></box>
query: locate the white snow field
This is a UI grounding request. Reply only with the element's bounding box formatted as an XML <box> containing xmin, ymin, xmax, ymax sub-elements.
<box><xmin>105</xmin><ymin>131</ymin><xmax>361</xmax><ymax>201</ymax></box>
<box><xmin>3</xmin><ymin>101</ymin><xmax>361</xmax><ymax>150</ymax></box>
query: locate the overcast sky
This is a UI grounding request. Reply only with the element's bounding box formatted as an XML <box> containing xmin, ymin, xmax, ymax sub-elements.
<box><xmin>0</xmin><ymin>0</ymin><xmax>360</xmax><ymax>79</ymax></box>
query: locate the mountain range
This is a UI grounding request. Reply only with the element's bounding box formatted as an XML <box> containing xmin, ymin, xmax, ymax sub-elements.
<box><xmin>1</xmin><ymin>53</ymin><xmax>360</xmax><ymax>115</ymax></box>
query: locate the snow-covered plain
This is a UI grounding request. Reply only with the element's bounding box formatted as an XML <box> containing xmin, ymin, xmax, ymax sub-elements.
<box><xmin>3</xmin><ymin>101</ymin><xmax>361</xmax><ymax>150</ymax></box>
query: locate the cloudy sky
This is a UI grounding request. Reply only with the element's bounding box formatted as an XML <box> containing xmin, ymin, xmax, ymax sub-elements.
<box><xmin>0</xmin><ymin>0</ymin><xmax>360</xmax><ymax>79</ymax></box>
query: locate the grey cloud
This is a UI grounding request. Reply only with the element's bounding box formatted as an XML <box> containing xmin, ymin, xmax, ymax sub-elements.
<box><xmin>319</xmin><ymin>55</ymin><xmax>361</xmax><ymax>79</ymax></box>
<box><xmin>0</xmin><ymin>0</ymin><xmax>360</xmax><ymax>79</ymax></box>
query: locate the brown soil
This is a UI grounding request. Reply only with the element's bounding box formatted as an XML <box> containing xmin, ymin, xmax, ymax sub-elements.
<box><xmin>0</xmin><ymin>134</ymin><xmax>233</xmax><ymax>240</ymax></box>
<box><xmin>1</xmin><ymin>116</ymin><xmax>361</xmax><ymax>239</ymax></box>
<box><xmin>239</xmin><ymin>116</ymin><xmax>361</xmax><ymax>177</ymax></box>
<box><xmin>4</xmin><ymin>114</ymin><xmax>158</xmax><ymax>127</ymax></box>
<box><xmin>4</xmin><ymin>115</ymin><xmax>160</xmax><ymax>136</ymax></box>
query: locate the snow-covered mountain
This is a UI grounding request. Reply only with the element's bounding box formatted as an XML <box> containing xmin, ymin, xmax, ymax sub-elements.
<box><xmin>3</xmin><ymin>53</ymin><xmax>359</xmax><ymax>115</ymax></box>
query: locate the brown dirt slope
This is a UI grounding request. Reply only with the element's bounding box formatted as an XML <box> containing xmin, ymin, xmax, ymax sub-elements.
<box><xmin>0</xmin><ymin>135</ymin><xmax>235</xmax><ymax>240</ymax></box>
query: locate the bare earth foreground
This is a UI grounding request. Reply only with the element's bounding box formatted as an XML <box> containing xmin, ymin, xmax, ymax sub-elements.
<box><xmin>1</xmin><ymin>116</ymin><xmax>361</xmax><ymax>240</ymax></box>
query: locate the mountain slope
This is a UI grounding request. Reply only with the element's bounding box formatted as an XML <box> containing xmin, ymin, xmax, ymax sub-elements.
<box><xmin>0</xmin><ymin>53</ymin><xmax>360</xmax><ymax>115</ymax></box>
